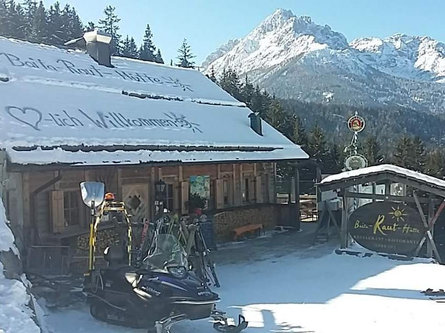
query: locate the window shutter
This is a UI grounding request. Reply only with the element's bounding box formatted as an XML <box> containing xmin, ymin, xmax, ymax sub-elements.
<box><xmin>51</xmin><ymin>190</ymin><xmax>65</xmax><ymax>233</ymax></box>
<box><xmin>180</xmin><ymin>181</ymin><xmax>189</xmax><ymax>215</ymax></box>
<box><xmin>256</xmin><ymin>176</ymin><xmax>263</xmax><ymax>203</ymax></box>
<box><xmin>249</xmin><ymin>177</ymin><xmax>256</xmax><ymax>202</ymax></box>
<box><xmin>215</xmin><ymin>179</ymin><xmax>224</xmax><ymax>209</ymax></box>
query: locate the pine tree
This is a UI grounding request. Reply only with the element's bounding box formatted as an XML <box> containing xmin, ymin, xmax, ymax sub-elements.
<box><xmin>139</xmin><ymin>24</ymin><xmax>156</xmax><ymax>62</ymax></box>
<box><xmin>363</xmin><ymin>135</ymin><xmax>383</xmax><ymax>166</ymax></box>
<box><xmin>324</xmin><ymin>144</ymin><xmax>344</xmax><ymax>174</ymax></box>
<box><xmin>0</xmin><ymin>1</ymin><xmax>7</xmax><ymax>37</ymax></box>
<box><xmin>265</xmin><ymin>98</ymin><xmax>286</xmax><ymax>131</ymax></box>
<box><xmin>29</xmin><ymin>1</ymin><xmax>48</xmax><ymax>43</ymax></box>
<box><xmin>208</xmin><ymin>66</ymin><xmax>217</xmax><ymax>83</ymax></box>
<box><xmin>219</xmin><ymin>68</ymin><xmax>242</xmax><ymax>101</ymax></box>
<box><xmin>3</xmin><ymin>0</ymin><xmax>27</xmax><ymax>39</ymax></box>
<box><xmin>412</xmin><ymin>136</ymin><xmax>426</xmax><ymax>172</ymax></box>
<box><xmin>155</xmin><ymin>48</ymin><xmax>164</xmax><ymax>64</ymax></box>
<box><xmin>425</xmin><ymin>149</ymin><xmax>445</xmax><ymax>179</ymax></box>
<box><xmin>67</xmin><ymin>7</ymin><xmax>83</xmax><ymax>40</ymax></box>
<box><xmin>85</xmin><ymin>21</ymin><xmax>96</xmax><ymax>32</ymax></box>
<box><xmin>308</xmin><ymin>124</ymin><xmax>328</xmax><ymax>164</ymax></box>
<box><xmin>393</xmin><ymin>136</ymin><xmax>414</xmax><ymax>169</ymax></box>
<box><xmin>292</xmin><ymin>115</ymin><xmax>308</xmax><ymax>148</ymax></box>
<box><xmin>250</xmin><ymin>86</ymin><xmax>269</xmax><ymax>116</ymax></box>
<box><xmin>47</xmin><ymin>2</ymin><xmax>64</xmax><ymax>45</ymax></box>
<box><xmin>121</xmin><ymin>35</ymin><xmax>138</xmax><ymax>58</ymax></box>
<box><xmin>22</xmin><ymin>0</ymin><xmax>37</xmax><ymax>38</ymax></box>
<box><xmin>176</xmin><ymin>38</ymin><xmax>195</xmax><ymax>68</ymax></box>
<box><xmin>240</xmin><ymin>75</ymin><xmax>255</xmax><ymax>105</ymax></box>
<box><xmin>98</xmin><ymin>5</ymin><xmax>121</xmax><ymax>55</ymax></box>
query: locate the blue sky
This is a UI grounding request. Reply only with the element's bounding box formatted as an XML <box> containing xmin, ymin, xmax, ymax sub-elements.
<box><xmin>43</xmin><ymin>0</ymin><xmax>445</xmax><ymax>65</ymax></box>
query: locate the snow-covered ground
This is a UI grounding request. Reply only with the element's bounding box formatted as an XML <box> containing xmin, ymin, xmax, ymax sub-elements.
<box><xmin>0</xmin><ymin>201</ymin><xmax>40</xmax><ymax>333</ymax></box>
<box><xmin>41</xmin><ymin>238</ymin><xmax>445</xmax><ymax>333</ymax></box>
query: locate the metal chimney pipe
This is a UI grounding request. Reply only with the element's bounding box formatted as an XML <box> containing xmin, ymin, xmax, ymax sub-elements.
<box><xmin>83</xmin><ymin>30</ymin><xmax>112</xmax><ymax>67</ymax></box>
<box><xmin>248</xmin><ymin>112</ymin><xmax>263</xmax><ymax>136</ymax></box>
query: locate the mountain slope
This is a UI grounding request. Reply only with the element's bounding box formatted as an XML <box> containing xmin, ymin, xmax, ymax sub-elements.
<box><xmin>203</xmin><ymin>9</ymin><xmax>445</xmax><ymax>113</ymax></box>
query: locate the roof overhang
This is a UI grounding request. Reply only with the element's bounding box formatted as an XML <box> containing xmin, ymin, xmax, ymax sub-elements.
<box><xmin>318</xmin><ymin>164</ymin><xmax>445</xmax><ymax>198</ymax></box>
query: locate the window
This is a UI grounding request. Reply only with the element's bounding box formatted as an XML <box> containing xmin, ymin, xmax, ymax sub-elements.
<box><xmin>243</xmin><ymin>177</ymin><xmax>257</xmax><ymax>204</ymax></box>
<box><xmin>165</xmin><ymin>183</ymin><xmax>174</xmax><ymax>211</ymax></box>
<box><xmin>63</xmin><ymin>191</ymin><xmax>80</xmax><ymax>226</ymax></box>
<box><xmin>223</xmin><ymin>179</ymin><xmax>230</xmax><ymax>206</ymax></box>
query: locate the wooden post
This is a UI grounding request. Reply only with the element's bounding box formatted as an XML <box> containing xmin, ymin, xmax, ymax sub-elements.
<box><xmin>385</xmin><ymin>181</ymin><xmax>391</xmax><ymax>195</ymax></box>
<box><xmin>427</xmin><ymin>196</ymin><xmax>434</xmax><ymax>258</ymax></box>
<box><xmin>316</xmin><ymin>165</ymin><xmax>322</xmax><ymax>218</ymax></box>
<box><xmin>150</xmin><ymin>167</ymin><xmax>155</xmax><ymax>220</ymax></box>
<box><xmin>340</xmin><ymin>193</ymin><xmax>349</xmax><ymax>249</ymax></box>
<box><xmin>295</xmin><ymin>166</ymin><xmax>301</xmax><ymax>231</ymax></box>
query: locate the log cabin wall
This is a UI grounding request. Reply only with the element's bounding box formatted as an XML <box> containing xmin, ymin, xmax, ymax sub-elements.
<box><xmin>9</xmin><ymin>161</ymin><xmax>276</xmax><ymax>249</ymax></box>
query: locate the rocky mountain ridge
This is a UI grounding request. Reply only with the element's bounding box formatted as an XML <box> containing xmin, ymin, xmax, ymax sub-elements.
<box><xmin>203</xmin><ymin>9</ymin><xmax>445</xmax><ymax>113</ymax></box>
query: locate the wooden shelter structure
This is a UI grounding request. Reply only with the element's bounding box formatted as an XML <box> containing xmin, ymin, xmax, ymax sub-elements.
<box><xmin>317</xmin><ymin>164</ymin><xmax>445</xmax><ymax>262</ymax></box>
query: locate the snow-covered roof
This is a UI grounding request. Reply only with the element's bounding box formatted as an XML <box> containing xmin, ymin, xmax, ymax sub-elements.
<box><xmin>320</xmin><ymin>164</ymin><xmax>445</xmax><ymax>196</ymax></box>
<box><xmin>0</xmin><ymin>37</ymin><xmax>308</xmax><ymax>166</ymax></box>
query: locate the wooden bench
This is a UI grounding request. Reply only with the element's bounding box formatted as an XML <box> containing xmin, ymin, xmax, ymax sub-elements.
<box><xmin>232</xmin><ymin>223</ymin><xmax>263</xmax><ymax>241</ymax></box>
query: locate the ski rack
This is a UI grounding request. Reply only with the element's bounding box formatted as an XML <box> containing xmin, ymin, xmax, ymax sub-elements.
<box><xmin>87</xmin><ymin>199</ymin><xmax>133</xmax><ymax>273</ymax></box>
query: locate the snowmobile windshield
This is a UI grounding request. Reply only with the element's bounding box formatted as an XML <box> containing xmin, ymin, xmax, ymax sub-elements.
<box><xmin>143</xmin><ymin>234</ymin><xmax>188</xmax><ymax>271</ymax></box>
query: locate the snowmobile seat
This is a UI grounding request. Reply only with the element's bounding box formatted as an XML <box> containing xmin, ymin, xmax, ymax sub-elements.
<box><xmin>104</xmin><ymin>245</ymin><xmax>128</xmax><ymax>268</ymax></box>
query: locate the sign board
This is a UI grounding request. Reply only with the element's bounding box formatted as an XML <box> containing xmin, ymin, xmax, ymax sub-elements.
<box><xmin>347</xmin><ymin>115</ymin><xmax>365</xmax><ymax>132</ymax></box>
<box><xmin>349</xmin><ymin>201</ymin><xmax>425</xmax><ymax>255</ymax></box>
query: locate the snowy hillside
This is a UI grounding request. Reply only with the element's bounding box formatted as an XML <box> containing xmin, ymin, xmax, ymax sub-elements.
<box><xmin>203</xmin><ymin>9</ymin><xmax>445</xmax><ymax>113</ymax></box>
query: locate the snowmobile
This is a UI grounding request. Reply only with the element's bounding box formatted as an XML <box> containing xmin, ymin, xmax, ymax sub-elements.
<box><xmin>80</xmin><ymin>181</ymin><xmax>248</xmax><ymax>333</ymax></box>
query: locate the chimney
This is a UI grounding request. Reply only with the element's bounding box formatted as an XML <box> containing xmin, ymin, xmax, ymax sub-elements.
<box><xmin>83</xmin><ymin>30</ymin><xmax>112</xmax><ymax>67</ymax></box>
<box><xmin>248</xmin><ymin>112</ymin><xmax>263</xmax><ymax>136</ymax></box>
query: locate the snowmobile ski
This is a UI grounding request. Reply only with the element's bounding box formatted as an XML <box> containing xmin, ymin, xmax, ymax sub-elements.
<box><xmin>154</xmin><ymin>314</ymin><xmax>187</xmax><ymax>333</ymax></box>
<box><xmin>422</xmin><ymin>288</ymin><xmax>445</xmax><ymax>296</ymax></box>
<box><xmin>211</xmin><ymin>310</ymin><xmax>248</xmax><ymax>332</ymax></box>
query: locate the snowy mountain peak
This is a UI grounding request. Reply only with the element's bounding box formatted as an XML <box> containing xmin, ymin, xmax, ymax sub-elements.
<box><xmin>202</xmin><ymin>10</ymin><xmax>348</xmax><ymax>77</ymax></box>
<box><xmin>350</xmin><ymin>34</ymin><xmax>445</xmax><ymax>82</ymax></box>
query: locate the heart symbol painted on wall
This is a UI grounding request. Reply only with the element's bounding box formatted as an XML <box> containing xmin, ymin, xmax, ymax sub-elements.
<box><xmin>5</xmin><ymin>106</ymin><xmax>42</xmax><ymax>131</ymax></box>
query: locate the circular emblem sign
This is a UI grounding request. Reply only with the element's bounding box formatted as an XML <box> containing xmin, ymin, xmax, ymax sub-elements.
<box><xmin>349</xmin><ymin>201</ymin><xmax>425</xmax><ymax>255</ymax></box>
<box><xmin>345</xmin><ymin>154</ymin><xmax>368</xmax><ymax>170</ymax></box>
<box><xmin>347</xmin><ymin>115</ymin><xmax>365</xmax><ymax>132</ymax></box>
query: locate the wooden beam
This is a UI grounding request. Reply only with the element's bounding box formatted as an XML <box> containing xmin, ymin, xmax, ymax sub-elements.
<box><xmin>344</xmin><ymin>191</ymin><xmax>431</xmax><ymax>203</ymax></box>
<box><xmin>295</xmin><ymin>167</ymin><xmax>301</xmax><ymax>231</ymax></box>
<box><xmin>318</xmin><ymin>173</ymin><xmax>392</xmax><ymax>192</ymax></box>
<box><xmin>415</xmin><ymin>200</ymin><xmax>445</xmax><ymax>257</ymax></box>
<box><xmin>427</xmin><ymin>195</ymin><xmax>434</xmax><ymax>257</ymax></box>
<box><xmin>319</xmin><ymin>172</ymin><xmax>445</xmax><ymax>198</ymax></box>
<box><xmin>387</xmin><ymin>175</ymin><xmax>445</xmax><ymax>198</ymax></box>
<box><xmin>413</xmin><ymin>191</ymin><xmax>441</xmax><ymax>262</ymax></box>
<box><xmin>313</xmin><ymin>203</ymin><xmax>326</xmax><ymax>245</ymax></box>
<box><xmin>340</xmin><ymin>195</ymin><xmax>348</xmax><ymax>248</ymax></box>
<box><xmin>326</xmin><ymin>203</ymin><xmax>341</xmax><ymax>236</ymax></box>
<box><xmin>429</xmin><ymin>200</ymin><xmax>445</xmax><ymax>228</ymax></box>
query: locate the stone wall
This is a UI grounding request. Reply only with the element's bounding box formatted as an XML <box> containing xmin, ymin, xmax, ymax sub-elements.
<box><xmin>212</xmin><ymin>204</ymin><xmax>290</xmax><ymax>242</ymax></box>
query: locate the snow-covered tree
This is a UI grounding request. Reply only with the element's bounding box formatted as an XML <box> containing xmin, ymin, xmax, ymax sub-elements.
<box><xmin>155</xmin><ymin>48</ymin><xmax>164</xmax><ymax>64</ymax></box>
<box><xmin>98</xmin><ymin>5</ymin><xmax>122</xmax><ymax>55</ymax></box>
<box><xmin>139</xmin><ymin>24</ymin><xmax>156</xmax><ymax>62</ymax></box>
<box><xmin>176</xmin><ymin>38</ymin><xmax>195</xmax><ymax>68</ymax></box>
<box><xmin>121</xmin><ymin>35</ymin><xmax>138</xmax><ymax>58</ymax></box>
